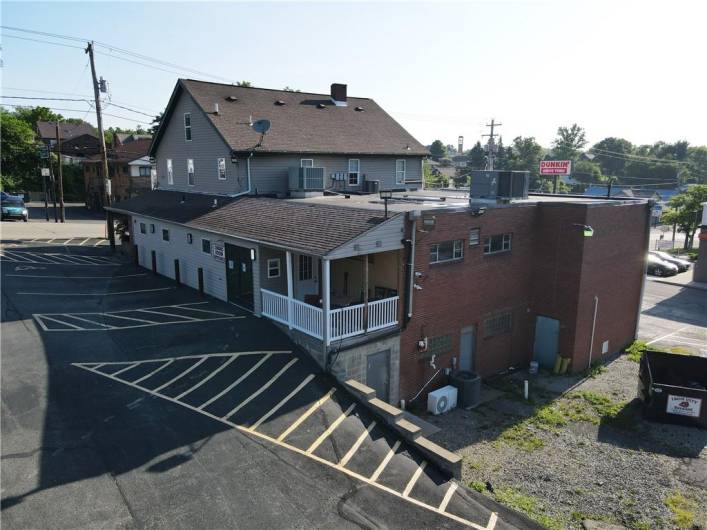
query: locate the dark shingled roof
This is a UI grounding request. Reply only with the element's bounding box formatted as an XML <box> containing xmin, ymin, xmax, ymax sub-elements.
<box><xmin>108</xmin><ymin>190</ymin><xmax>393</xmax><ymax>256</ymax></box>
<box><xmin>36</xmin><ymin>121</ymin><xmax>97</xmax><ymax>141</ymax></box>
<box><xmin>151</xmin><ymin>79</ymin><xmax>429</xmax><ymax>157</ymax></box>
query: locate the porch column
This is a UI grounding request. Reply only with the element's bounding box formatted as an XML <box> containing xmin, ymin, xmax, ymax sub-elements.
<box><xmin>286</xmin><ymin>250</ymin><xmax>293</xmax><ymax>330</ymax></box>
<box><xmin>322</xmin><ymin>258</ymin><xmax>331</xmax><ymax>346</ymax></box>
<box><xmin>363</xmin><ymin>255</ymin><xmax>369</xmax><ymax>332</ymax></box>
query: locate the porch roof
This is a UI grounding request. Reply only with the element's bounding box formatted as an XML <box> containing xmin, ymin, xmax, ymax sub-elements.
<box><xmin>108</xmin><ymin>190</ymin><xmax>400</xmax><ymax>256</ymax></box>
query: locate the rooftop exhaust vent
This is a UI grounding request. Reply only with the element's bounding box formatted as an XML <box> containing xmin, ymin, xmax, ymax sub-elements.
<box><xmin>355</xmin><ymin>106</ymin><xmax>365</xmax><ymax>112</ymax></box>
<box><xmin>225</xmin><ymin>95</ymin><xmax>238</xmax><ymax>102</ymax></box>
<box><xmin>275</xmin><ymin>100</ymin><xmax>286</xmax><ymax>106</ymax></box>
<box><xmin>317</xmin><ymin>103</ymin><xmax>326</xmax><ymax>109</ymax></box>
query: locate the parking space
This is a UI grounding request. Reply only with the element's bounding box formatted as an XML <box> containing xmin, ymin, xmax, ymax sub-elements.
<box><xmin>2</xmin><ymin>239</ymin><xmax>529</xmax><ymax>529</ymax></box>
<box><xmin>1</xmin><ymin>237</ymin><xmax>109</xmax><ymax>247</ymax></box>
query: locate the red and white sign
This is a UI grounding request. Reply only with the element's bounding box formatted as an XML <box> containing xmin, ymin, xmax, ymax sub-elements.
<box><xmin>540</xmin><ymin>160</ymin><xmax>572</xmax><ymax>175</ymax></box>
<box><xmin>666</xmin><ymin>395</ymin><xmax>702</xmax><ymax>418</ymax></box>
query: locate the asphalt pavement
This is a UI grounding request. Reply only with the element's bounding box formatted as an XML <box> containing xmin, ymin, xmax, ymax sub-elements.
<box><xmin>1</xmin><ymin>240</ymin><xmax>536</xmax><ymax>529</ymax></box>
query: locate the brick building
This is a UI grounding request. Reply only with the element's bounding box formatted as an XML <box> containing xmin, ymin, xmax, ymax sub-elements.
<box><xmin>398</xmin><ymin>194</ymin><xmax>650</xmax><ymax>402</ymax></box>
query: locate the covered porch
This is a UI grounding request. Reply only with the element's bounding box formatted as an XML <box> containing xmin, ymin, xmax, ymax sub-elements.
<box><xmin>260</xmin><ymin>247</ymin><xmax>402</xmax><ymax>344</ymax></box>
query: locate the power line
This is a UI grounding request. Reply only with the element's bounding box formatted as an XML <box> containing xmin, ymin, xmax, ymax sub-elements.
<box><xmin>1</xmin><ymin>95</ymin><xmax>89</xmax><ymax>102</ymax></box>
<box><xmin>589</xmin><ymin>147</ymin><xmax>691</xmax><ymax>165</ymax></box>
<box><xmin>3</xmin><ymin>87</ymin><xmax>161</xmax><ymax>114</ymax></box>
<box><xmin>1</xmin><ymin>103</ymin><xmax>152</xmax><ymax>124</ymax></box>
<box><xmin>2</xmin><ymin>34</ymin><xmax>85</xmax><ymax>50</ymax></box>
<box><xmin>103</xmin><ymin>101</ymin><xmax>157</xmax><ymax>118</ymax></box>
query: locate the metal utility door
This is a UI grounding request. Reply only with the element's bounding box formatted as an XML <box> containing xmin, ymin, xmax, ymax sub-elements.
<box><xmin>460</xmin><ymin>326</ymin><xmax>475</xmax><ymax>372</ymax></box>
<box><xmin>533</xmin><ymin>316</ymin><xmax>560</xmax><ymax>369</ymax></box>
<box><xmin>225</xmin><ymin>244</ymin><xmax>254</xmax><ymax>309</ymax></box>
<box><xmin>366</xmin><ymin>350</ymin><xmax>390</xmax><ymax>401</ymax></box>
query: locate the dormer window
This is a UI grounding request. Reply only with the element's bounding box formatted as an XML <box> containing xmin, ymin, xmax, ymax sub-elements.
<box><xmin>184</xmin><ymin>113</ymin><xmax>192</xmax><ymax>141</ymax></box>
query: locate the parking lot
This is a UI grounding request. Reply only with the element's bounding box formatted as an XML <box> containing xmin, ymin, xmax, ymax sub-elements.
<box><xmin>1</xmin><ymin>239</ymin><xmax>533</xmax><ymax>529</ymax></box>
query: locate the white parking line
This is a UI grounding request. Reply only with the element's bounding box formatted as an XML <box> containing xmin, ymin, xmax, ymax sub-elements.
<box><xmin>154</xmin><ymin>357</ymin><xmax>209</xmax><ymax>392</ymax></box>
<box><xmin>34</xmin><ymin>314</ymin><xmax>83</xmax><ymax>330</ymax></box>
<box><xmin>402</xmin><ymin>461</ymin><xmax>427</xmax><ymax>497</ymax></box>
<box><xmin>175</xmin><ymin>356</ymin><xmax>240</xmax><ymax>400</ymax></box>
<box><xmin>647</xmin><ymin>326</ymin><xmax>690</xmax><ymax>345</ymax></box>
<box><xmin>306</xmin><ymin>403</ymin><xmax>356</xmax><ymax>454</ymax></box>
<box><xmin>103</xmin><ymin>313</ymin><xmax>159</xmax><ymax>325</ymax></box>
<box><xmin>6</xmin><ymin>273</ymin><xmax>148</xmax><ymax>279</ymax></box>
<box><xmin>198</xmin><ymin>354</ymin><xmax>273</xmax><ymax>410</ymax></box>
<box><xmin>137</xmin><ymin>307</ymin><xmax>198</xmax><ymax>320</ymax></box>
<box><xmin>79</xmin><ymin>238</ymin><xmax>91</xmax><ymax>246</ymax></box>
<box><xmin>249</xmin><ymin>374</ymin><xmax>316</xmax><ymax>432</ymax></box>
<box><xmin>370</xmin><ymin>440</ymin><xmax>400</xmax><ymax>481</ymax></box>
<box><xmin>277</xmin><ymin>388</ymin><xmax>335</xmax><ymax>442</ymax></box>
<box><xmin>338</xmin><ymin>420</ymin><xmax>377</xmax><ymax>468</ymax></box>
<box><xmin>18</xmin><ymin>287</ymin><xmax>174</xmax><ymax>297</ymax></box>
<box><xmin>73</xmin><ymin>363</ymin><xmax>494</xmax><ymax>530</ymax></box>
<box><xmin>172</xmin><ymin>304</ymin><xmax>236</xmax><ymax>317</ymax></box>
<box><xmin>63</xmin><ymin>314</ymin><xmax>116</xmax><ymax>329</ymax></box>
<box><xmin>225</xmin><ymin>358</ymin><xmax>299</xmax><ymax>419</ymax></box>
<box><xmin>438</xmin><ymin>482</ymin><xmax>458</xmax><ymax>512</ymax></box>
<box><xmin>133</xmin><ymin>360</ymin><xmax>175</xmax><ymax>384</ymax></box>
<box><xmin>112</xmin><ymin>363</ymin><xmax>140</xmax><ymax>377</ymax></box>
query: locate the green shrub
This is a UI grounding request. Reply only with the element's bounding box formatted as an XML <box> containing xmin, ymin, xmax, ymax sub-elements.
<box><xmin>469</xmin><ymin>480</ymin><xmax>485</xmax><ymax>493</ymax></box>
<box><xmin>664</xmin><ymin>491</ymin><xmax>696</xmax><ymax>529</ymax></box>
<box><xmin>625</xmin><ymin>340</ymin><xmax>647</xmax><ymax>362</ymax></box>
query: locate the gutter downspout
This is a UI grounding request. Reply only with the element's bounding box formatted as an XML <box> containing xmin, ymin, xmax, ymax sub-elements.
<box><xmin>633</xmin><ymin>200</ymin><xmax>653</xmax><ymax>340</ymax></box>
<box><xmin>587</xmin><ymin>295</ymin><xmax>598</xmax><ymax>370</ymax></box>
<box><xmin>231</xmin><ymin>152</ymin><xmax>253</xmax><ymax>198</ymax></box>
<box><xmin>407</xmin><ymin>213</ymin><xmax>417</xmax><ymax>320</ymax></box>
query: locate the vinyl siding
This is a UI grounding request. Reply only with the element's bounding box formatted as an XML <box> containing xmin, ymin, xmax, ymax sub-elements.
<box><xmin>154</xmin><ymin>90</ymin><xmax>248</xmax><ymax>195</ymax></box>
<box><xmin>131</xmin><ymin>215</ymin><xmax>261</xmax><ymax>313</ymax></box>
<box><xmin>326</xmin><ymin>214</ymin><xmax>405</xmax><ymax>259</ymax></box>
<box><xmin>250</xmin><ymin>154</ymin><xmax>424</xmax><ymax>196</ymax></box>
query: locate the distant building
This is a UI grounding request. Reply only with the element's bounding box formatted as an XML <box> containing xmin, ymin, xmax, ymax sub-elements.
<box><xmin>84</xmin><ymin>138</ymin><xmax>153</xmax><ymax>209</ymax></box>
<box><xmin>36</xmin><ymin>121</ymin><xmax>100</xmax><ymax>163</ymax></box>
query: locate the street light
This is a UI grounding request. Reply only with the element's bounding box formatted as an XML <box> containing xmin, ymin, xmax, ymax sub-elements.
<box><xmin>380</xmin><ymin>190</ymin><xmax>393</xmax><ymax>219</ymax></box>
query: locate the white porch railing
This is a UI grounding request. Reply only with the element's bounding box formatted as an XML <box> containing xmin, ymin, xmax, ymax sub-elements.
<box><xmin>261</xmin><ymin>289</ymin><xmax>398</xmax><ymax>343</ymax></box>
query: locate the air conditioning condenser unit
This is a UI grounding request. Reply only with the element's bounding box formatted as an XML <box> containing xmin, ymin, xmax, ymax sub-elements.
<box><xmin>427</xmin><ymin>385</ymin><xmax>458</xmax><ymax>415</ymax></box>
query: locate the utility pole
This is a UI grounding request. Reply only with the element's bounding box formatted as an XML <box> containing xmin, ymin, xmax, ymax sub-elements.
<box><xmin>49</xmin><ymin>149</ymin><xmax>58</xmax><ymax>222</ymax></box>
<box><xmin>85</xmin><ymin>41</ymin><xmax>111</xmax><ymax>209</ymax></box>
<box><xmin>606</xmin><ymin>176</ymin><xmax>617</xmax><ymax>198</ymax></box>
<box><xmin>482</xmin><ymin>118</ymin><xmax>502</xmax><ymax>170</ymax></box>
<box><xmin>55</xmin><ymin>122</ymin><xmax>66</xmax><ymax>222</ymax></box>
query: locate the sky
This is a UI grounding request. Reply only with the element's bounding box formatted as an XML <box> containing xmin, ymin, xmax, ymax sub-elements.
<box><xmin>2</xmin><ymin>0</ymin><xmax>706</xmax><ymax>150</ymax></box>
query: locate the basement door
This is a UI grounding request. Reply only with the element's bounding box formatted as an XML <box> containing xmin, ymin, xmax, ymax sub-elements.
<box><xmin>460</xmin><ymin>326</ymin><xmax>476</xmax><ymax>372</ymax></box>
<box><xmin>366</xmin><ymin>350</ymin><xmax>390</xmax><ymax>401</ymax></box>
<box><xmin>225</xmin><ymin>243</ymin><xmax>254</xmax><ymax>310</ymax></box>
<box><xmin>533</xmin><ymin>316</ymin><xmax>560</xmax><ymax>369</ymax></box>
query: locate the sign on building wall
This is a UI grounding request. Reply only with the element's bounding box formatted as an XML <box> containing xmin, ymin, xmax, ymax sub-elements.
<box><xmin>212</xmin><ymin>240</ymin><xmax>225</xmax><ymax>262</ymax></box>
<box><xmin>666</xmin><ymin>395</ymin><xmax>702</xmax><ymax>418</ymax></box>
<box><xmin>540</xmin><ymin>160</ymin><xmax>572</xmax><ymax>175</ymax></box>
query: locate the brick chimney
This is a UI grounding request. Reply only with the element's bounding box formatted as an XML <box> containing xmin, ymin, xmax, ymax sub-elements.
<box><xmin>330</xmin><ymin>83</ymin><xmax>347</xmax><ymax>106</ymax></box>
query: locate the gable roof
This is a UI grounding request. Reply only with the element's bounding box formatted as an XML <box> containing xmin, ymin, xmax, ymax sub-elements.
<box><xmin>86</xmin><ymin>138</ymin><xmax>152</xmax><ymax>163</ymax></box>
<box><xmin>150</xmin><ymin>79</ymin><xmax>429</xmax><ymax>158</ymax></box>
<box><xmin>107</xmin><ymin>190</ymin><xmax>395</xmax><ymax>256</ymax></box>
<box><xmin>36</xmin><ymin>121</ymin><xmax>97</xmax><ymax>141</ymax></box>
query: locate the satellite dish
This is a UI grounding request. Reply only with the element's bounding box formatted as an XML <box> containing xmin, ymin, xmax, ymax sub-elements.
<box><xmin>252</xmin><ymin>119</ymin><xmax>271</xmax><ymax>134</ymax></box>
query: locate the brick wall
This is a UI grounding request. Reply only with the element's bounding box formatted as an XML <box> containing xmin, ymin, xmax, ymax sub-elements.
<box><xmin>399</xmin><ymin>200</ymin><xmax>648</xmax><ymax>402</ymax></box>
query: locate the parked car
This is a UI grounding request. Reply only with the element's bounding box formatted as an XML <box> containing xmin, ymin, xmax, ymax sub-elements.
<box><xmin>0</xmin><ymin>194</ymin><xmax>28</xmax><ymax>222</ymax></box>
<box><xmin>649</xmin><ymin>250</ymin><xmax>691</xmax><ymax>272</ymax></box>
<box><xmin>647</xmin><ymin>253</ymin><xmax>678</xmax><ymax>277</ymax></box>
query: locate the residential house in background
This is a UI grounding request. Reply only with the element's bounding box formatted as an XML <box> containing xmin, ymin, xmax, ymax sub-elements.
<box><xmin>107</xmin><ymin>79</ymin><xmax>649</xmax><ymax>408</ymax></box>
<box><xmin>84</xmin><ymin>137</ymin><xmax>153</xmax><ymax>209</ymax></box>
<box><xmin>36</xmin><ymin>121</ymin><xmax>100</xmax><ymax>163</ymax></box>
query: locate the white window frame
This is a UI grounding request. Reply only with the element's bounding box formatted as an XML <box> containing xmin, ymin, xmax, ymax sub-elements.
<box><xmin>217</xmin><ymin>157</ymin><xmax>226</xmax><ymax>180</ymax></box>
<box><xmin>298</xmin><ymin>255</ymin><xmax>313</xmax><ymax>281</ymax></box>
<box><xmin>201</xmin><ymin>238</ymin><xmax>211</xmax><ymax>254</ymax></box>
<box><xmin>138</xmin><ymin>166</ymin><xmax>150</xmax><ymax>177</ymax></box>
<box><xmin>184</xmin><ymin>113</ymin><xmax>192</xmax><ymax>141</ymax></box>
<box><xmin>348</xmin><ymin>159</ymin><xmax>360</xmax><ymax>186</ymax></box>
<box><xmin>483</xmin><ymin>233</ymin><xmax>512</xmax><ymax>255</ymax></box>
<box><xmin>267</xmin><ymin>258</ymin><xmax>281</xmax><ymax>279</ymax></box>
<box><xmin>396</xmin><ymin>159</ymin><xmax>406</xmax><ymax>184</ymax></box>
<box><xmin>300</xmin><ymin>159</ymin><xmax>314</xmax><ymax>168</ymax></box>
<box><xmin>167</xmin><ymin>159</ymin><xmax>173</xmax><ymax>185</ymax></box>
<box><xmin>429</xmin><ymin>240</ymin><xmax>464</xmax><ymax>264</ymax></box>
<box><xmin>187</xmin><ymin>159</ymin><xmax>195</xmax><ymax>186</ymax></box>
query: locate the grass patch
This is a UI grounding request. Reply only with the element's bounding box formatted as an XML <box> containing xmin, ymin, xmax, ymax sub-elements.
<box><xmin>532</xmin><ymin>404</ymin><xmax>567</xmax><ymax>429</ymax></box>
<box><xmin>625</xmin><ymin>340</ymin><xmax>647</xmax><ymax>362</ymax></box>
<box><xmin>493</xmin><ymin>487</ymin><xmax>565</xmax><ymax>530</ymax></box>
<box><xmin>573</xmin><ymin>391</ymin><xmax>625</xmax><ymax>420</ymax></box>
<box><xmin>586</xmin><ymin>360</ymin><xmax>607</xmax><ymax>378</ymax></box>
<box><xmin>469</xmin><ymin>480</ymin><xmax>485</xmax><ymax>493</ymax></box>
<box><xmin>664</xmin><ymin>491</ymin><xmax>697</xmax><ymax>529</ymax></box>
<box><xmin>628</xmin><ymin>521</ymin><xmax>653</xmax><ymax>530</ymax></box>
<box><xmin>558</xmin><ymin>399</ymin><xmax>598</xmax><ymax>424</ymax></box>
<box><xmin>497</xmin><ymin>422</ymin><xmax>545</xmax><ymax>452</ymax></box>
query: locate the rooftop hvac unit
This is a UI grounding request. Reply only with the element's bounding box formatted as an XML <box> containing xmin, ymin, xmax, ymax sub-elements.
<box><xmin>427</xmin><ymin>385</ymin><xmax>458</xmax><ymax>415</ymax></box>
<box><xmin>469</xmin><ymin>170</ymin><xmax>529</xmax><ymax>202</ymax></box>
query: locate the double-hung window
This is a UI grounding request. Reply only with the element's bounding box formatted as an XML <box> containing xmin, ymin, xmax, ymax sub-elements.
<box><xmin>162</xmin><ymin>229</ymin><xmax>170</xmax><ymax>242</ymax></box>
<box><xmin>484</xmin><ymin>312</ymin><xmax>512</xmax><ymax>337</ymax></box>
<box><xmin>267</xmin><ymin>258</ymin><xmax>281</xmax><ymax>278</ymax></box>
<box><xmin>483</xmin><ymin>233</ymin><xmax>512</xmax><ymax>254</ymax></box>
<box><xmin>184</xmin><ymin>113</ymin><xmax>192</xmax><ymax>141</ymax></box>
<box><xmin>429</xmin><ymin>240</ymin><xmax>463</xmax><ymax>264</ymax></box>
<box><xmin>167</xmin><ymin>159</ymin><xmax>173</xmax><ymax>185</ymax></box>
<box><xmin>139</xmin><ymin>166</ymin><xmax>151</xmax><ymax>177</ymax></box>
<box><xmin>202</xmin><ymin>239</ymin><xmax>211</xmax><ymax>254</ymax></box>
<box><xmin>139</xmin><ymin>222</ymin><xmax>146</xmax><ymax>234</ymax></box>
<box><xmin>217</xmin><ymin>157</ymin><xmax>226</xmax><ymax>180</ymax></box>
<box><xmin>187</xmin><ymin>159</ymin><xmax>195</xmax><ymax>186</ymax></box>
<box><xmin>395</xmin><ymin>159</ymin><xmax>406</xmax><ymax>184</ymax></box>
<box><xmin>298</xmin><ymin>255</ymin><xmax>313</xmax><ymax>281</ymax></box>
<box><xmin>348</xmin><ymin>159</ymin><xmax>360</xmax><ymax>186</ymax></box>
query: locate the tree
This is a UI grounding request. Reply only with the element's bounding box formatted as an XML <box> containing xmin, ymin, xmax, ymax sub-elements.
<box><xmin>423</xmin><ymin>160</ymin><xmax>447</xmax><ymax>188</ymax></box>
<box><xmin>429</xmin><ymin>140</ymin><xmax>447</xmax><ymax>160</ymax></box>
<box><xmin>687</xmin><ymin>146</ymin><xmax>707</xmax><ymax>184</ymax></box>
<box><xmin>236</xmin><ymin>81</ymin><xmax>252</xmax><ymax>87</ymax></box>
<box><xmin>505</xmin><ymin>136</ymin><xmax>544</xmax><ymax>188</ymax></box>
<box><xmin>551</xmin><ymin>123</ymin><xmax>587</xmax><ymax>160</ymax></box>
<box><xmin>572</xmin><ymin>159</ymin><xmax>604</xmax><ymax>185</ymax></box>
<box><xmin>467</xmin><ymin>141</ymin><xmax>486</xmax><ymax>170</ymax></box>
<box><xmin>591</xmin><ymin>137</ymin><xmax>633</xmax><ymax>177</ymax></box>
<box><xmin>149</xmin><ymin>111</ymin><xmax>164</xmax><ymax>136</ymax></box>
<box><xmin>494</xmin><ymin>138</ymin><xmax>509</xmax><ymax>169</ymax></box>
<box><xmin>13</xmin><ymin>106</ymin><xmax>63</xmax><ymax>128</ymax></box>
<box><xmin>0</xmin><ymin>109</ymin><xmax>40</xmax><ymax>191</ymax></box>
<box><xmin>661</xmin><ymin>185</ymin><xmax>707</xmax><ymax>249</ymax></box>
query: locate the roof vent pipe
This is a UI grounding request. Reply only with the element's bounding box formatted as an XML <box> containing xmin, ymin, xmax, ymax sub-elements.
<box><xmin>212</xmin><ymin>199</ymin><xmax>218</xmax><ymax>208</ymax></box>
<box><xmin>214</xmin><ymin>103</ymin><xmax>219</xmax><ymax>114</ymax></box>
